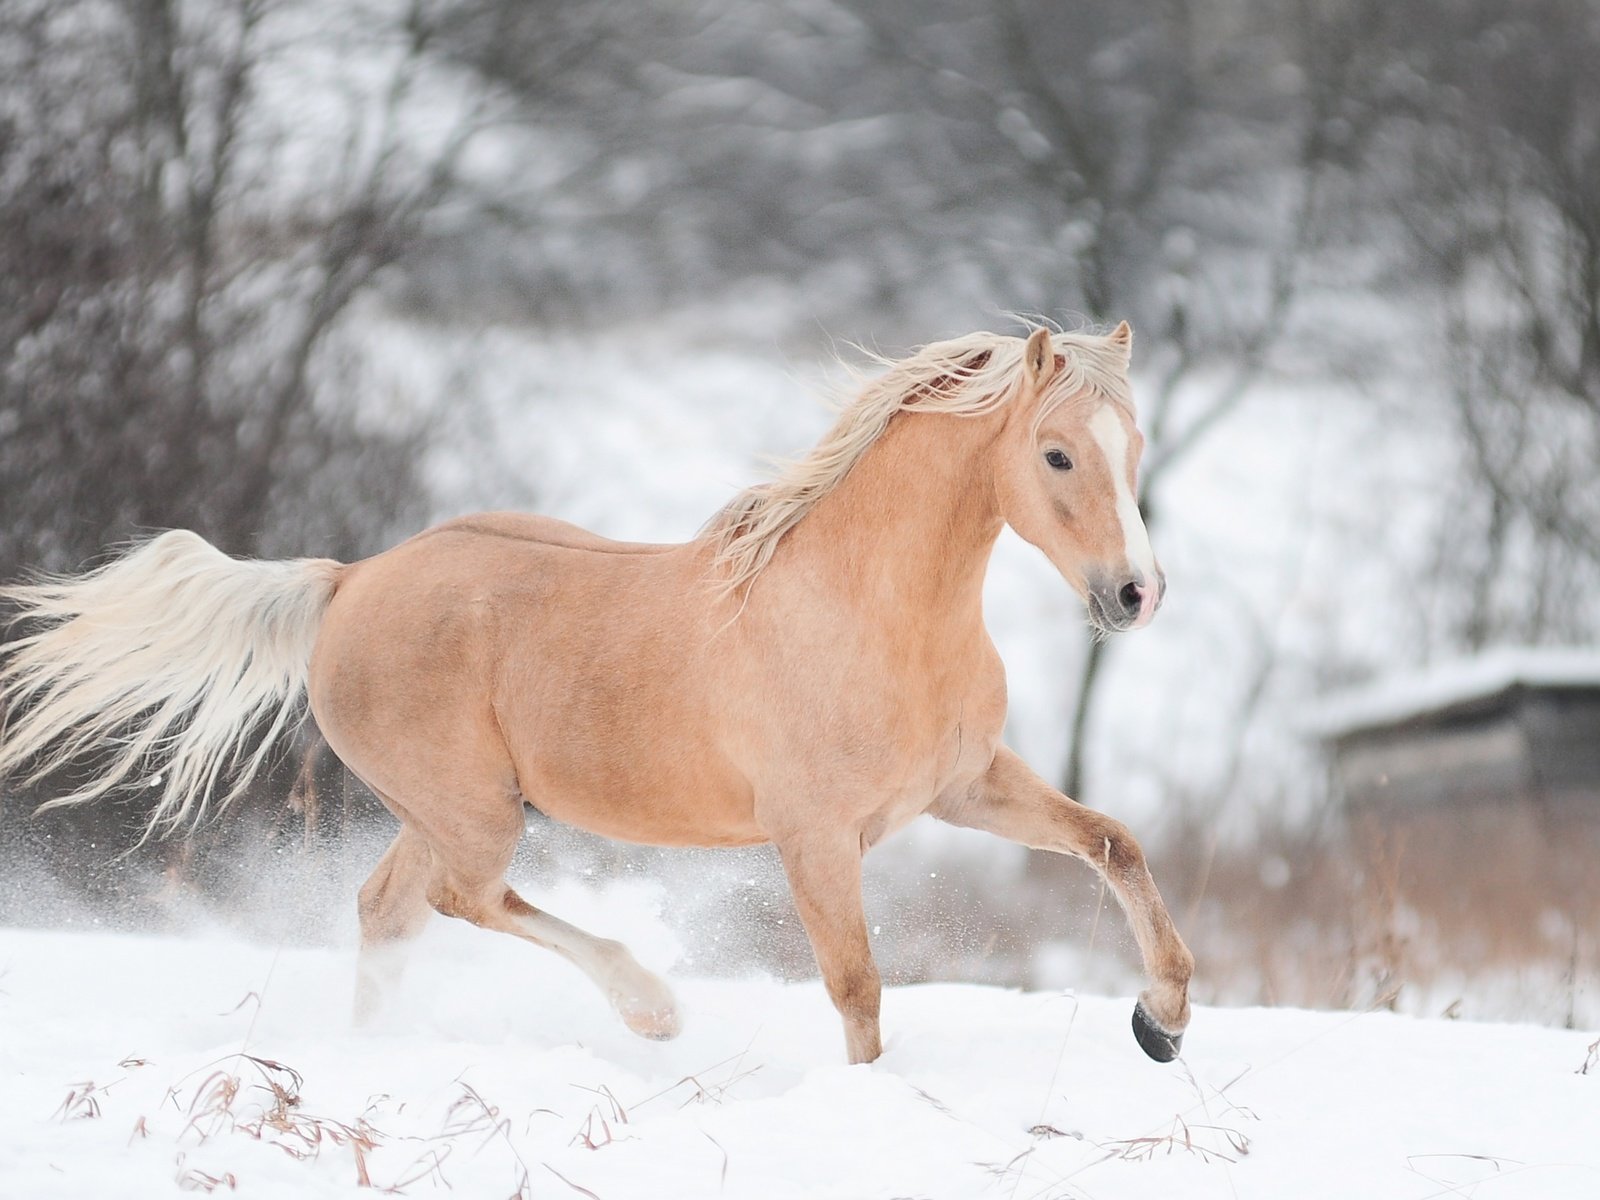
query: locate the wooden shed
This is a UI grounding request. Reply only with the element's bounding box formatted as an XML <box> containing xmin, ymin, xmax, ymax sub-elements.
<box><xmin>1307</xmin><ymin>650</ymin><xmax>1600</xmax><ymax>1005</ymax></box>
<box><xmin>1308</xmin><ymin>649</ymin><xmax>1600</xmax><ymax>814</ymax></box>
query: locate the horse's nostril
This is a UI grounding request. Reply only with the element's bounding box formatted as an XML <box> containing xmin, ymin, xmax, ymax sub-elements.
<box><xmin>1118</xmin><ymin>581</ymin><xmax>1143</xmax><ymax>615</ymax></box>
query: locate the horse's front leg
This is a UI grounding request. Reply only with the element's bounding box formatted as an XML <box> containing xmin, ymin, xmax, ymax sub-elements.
<box><xmin>930</xmin><ymin>746</ymin><xmax>1194</xmax><ymax>1061</ymax></box>
<box><xmin>773</xmin><ymin>830</ymin><xmax>882</xmax><ymax>1064</ymax></box>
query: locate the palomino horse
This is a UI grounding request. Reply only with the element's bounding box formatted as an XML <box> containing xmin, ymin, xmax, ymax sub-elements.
<box><xmin>0</xmin><ymin>324</ymin><xmax>1193</xmax><ymax>1064</ymax></box>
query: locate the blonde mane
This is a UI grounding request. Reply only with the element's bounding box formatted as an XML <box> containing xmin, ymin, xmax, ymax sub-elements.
<box><xmin>704</xmin><ymin>328</ymin><xmax>1135</xmax><ymax>592</ymax></box>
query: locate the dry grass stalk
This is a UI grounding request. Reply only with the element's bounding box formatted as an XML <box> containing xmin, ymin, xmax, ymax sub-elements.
<box><xmin>672</xmin><ymin>1065</ymin><xmax>763</xmax><ymax>1109</ymax></box>
<box><xmin>179</xmin><ymin>1069</ymin><xmax>242</xmax><ymax>1143</ymax></box>
<box><xmin>572</xmin><ymin>1083</ymin><xmax>627</xmax><ymax>1124</ymax></box>
<box><xmin>992</xmin><ymin>1052</ymin><xmax>1256</xmax><ymax>1188</ymax></box>
<box><xmin>173</xmin><ymin>1153</ymin><xmax>238</xmax><ymax>1193</ymax></box>
<box><xmin>169</xmin><ymin>1053</ymin><xmax>380</xmax><ymax>1188</ymax></box>
<box><xmin>572</xmin><ymin>1107</ymin><xmax>621</xmax><ymax>1152</ymax></box>
<box><xmin>571</xmin><ymin>1082</ymin><xmax>631</xmax><ymax>1151</ymax></box>
<box><xmin>978</xmin><ymin>1145</ymin><xmax>1087</xmax><ymax>1200</ymax></box>
<box><xmin>53</xmin><ymin>1081</ymin><xmax>102</xmax><ymax>1122</ymax></box>
<box><xmin>380</xmin><ymin>1146</ymin><xmax>453</xmax><ymax>1194</ymax></box>
<box><xmin>703</xmin><ymin>1131</ymin><xmax>730</xmax><ymax>1189</ymax></box>
<box><xmin>1104</xmin><ymin>1114</ymin><xmax>1251</xmax><ymax>1164</ymax></box>
<box><xmin>438</xmin><ymin>1080</ymin><xmax>533</xmax><ymax>1198</ymax></box>
<box><xmin>544</xmin><ymin>1163</ymin><xmax>603</xmax><ymax>1199</ymax></box>
<box><xmin>1158</xmin><ymin>809</ymin><xmax>1600</xmax><ymax>1020</ymax></box>
<box><xmin>630</xmin><ymin>1048</ymin><xmax>762</xmax><ymax>1114</ymax></box>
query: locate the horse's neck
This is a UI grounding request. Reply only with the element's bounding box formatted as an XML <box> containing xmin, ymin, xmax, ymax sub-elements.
<box><xmin>784</xmin><ymin>408</ymin><xmax>1004</xmax><ymax>620</ymax></box>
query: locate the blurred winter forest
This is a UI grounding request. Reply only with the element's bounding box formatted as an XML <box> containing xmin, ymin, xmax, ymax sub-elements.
<box><xmin>2</xmin><ymin>0</ymin><xmax>1598</xmax><ymax>1025</ymax></box>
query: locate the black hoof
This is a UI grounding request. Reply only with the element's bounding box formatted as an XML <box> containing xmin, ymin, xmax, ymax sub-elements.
<box><xmin>1131</xmin><ymin>1001</ymin><xmax>1183</xmax><ymax>1063</ymax></box>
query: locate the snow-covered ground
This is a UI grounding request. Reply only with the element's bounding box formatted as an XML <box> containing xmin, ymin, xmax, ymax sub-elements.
<box><xmin>3</xmin><ymin>910</ymin><xmax>1597</xmax><ymax>1200</ymax></box>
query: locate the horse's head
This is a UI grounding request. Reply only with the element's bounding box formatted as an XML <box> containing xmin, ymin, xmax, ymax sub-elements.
<box><xmin>994</xmin><ymin>324</ymin><xmax>1163</xmax><ymax>634</ymax></box>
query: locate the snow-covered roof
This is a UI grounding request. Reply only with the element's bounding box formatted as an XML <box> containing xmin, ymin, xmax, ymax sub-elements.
<box><xmin>1305</xmin><ymin>646</ymin><xmax>1600</xmax><ymax>739</ymax></box>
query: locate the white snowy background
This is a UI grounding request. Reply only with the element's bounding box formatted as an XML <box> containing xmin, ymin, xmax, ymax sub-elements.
<box><xmin>4</xmin><ymin>1</ymin><xmax>1600</xmax><ymax>1196</ymax></box>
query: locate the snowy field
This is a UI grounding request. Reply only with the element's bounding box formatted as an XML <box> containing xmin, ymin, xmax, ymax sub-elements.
<box><xmin>3</xmin><ymin>911</ymin><xmax>1597</xmax><ymax>1200</ymax></box>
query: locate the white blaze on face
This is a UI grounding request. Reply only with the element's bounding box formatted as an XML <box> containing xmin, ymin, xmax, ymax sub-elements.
<box><xmin>1087</xmin><ymin>404</ymin><xmax>1157</xmax><ymax>583</ymax></box>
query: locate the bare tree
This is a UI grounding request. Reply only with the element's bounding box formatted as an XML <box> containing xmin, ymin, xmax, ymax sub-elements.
<box><xmin>1348</xmin><ymin>0</ymin><xmax>1600</xmax><ymax>655</ymax></box>
<box><xmin>0</xmin><ymin>0</ymin><xmax>499</xmax><ymax>882</ymax></box>
<box><xmin>0</xmin><ymin>0</ymin><xmax>496</xmax><ymax>580</ymax></box>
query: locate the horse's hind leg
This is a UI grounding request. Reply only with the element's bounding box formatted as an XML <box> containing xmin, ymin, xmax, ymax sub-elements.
<box><xmin>413</xmin><ymin>799</ymin><xmax>680</xmax><ymax>1040</ymax></box>
<box><xmin>353</xmin><ymin>823</ymin><xmax>432</xmax><ymax>1023</ymax></box>
<box><xmin>476</xmin><ymin>886</ymin><xmax>680</xmax><ymax>1040</ymax></box>
<box><xmin>424</xmin><ymin>878</ymin><xmax>680</xmax><ymax>1040</ymax></box>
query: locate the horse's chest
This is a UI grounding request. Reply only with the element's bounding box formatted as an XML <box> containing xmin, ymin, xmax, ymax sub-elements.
<box><xmin>851</xmin><ymin>700</ymin><xmax>998</xmax><ymax>851</ymax></box>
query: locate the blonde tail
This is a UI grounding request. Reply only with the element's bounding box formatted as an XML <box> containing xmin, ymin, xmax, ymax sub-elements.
<box><xmin>0</xmin><ymin>530</ymin><xmax>342</xmax><ymax>840</ymax></box>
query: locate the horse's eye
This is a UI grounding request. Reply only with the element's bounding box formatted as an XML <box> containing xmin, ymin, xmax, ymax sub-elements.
<box><xmin>1044</xmin><ymin>449</ymin><xmax>1073</xmax><ymax>471</ymax></box>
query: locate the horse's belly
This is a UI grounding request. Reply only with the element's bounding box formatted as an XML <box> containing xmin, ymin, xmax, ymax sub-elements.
<box><xmin>505</xmin><ymin>698</ymin><xmax>763</xmax><ymax>848</ymax></box>
<box><xmin>521</xmin><ymin>764</ymin><xmax>765</xmax><ymax>848</ymax></box>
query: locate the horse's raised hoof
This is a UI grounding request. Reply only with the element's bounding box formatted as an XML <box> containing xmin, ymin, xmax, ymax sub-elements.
<box><xmin>1131</xmin><ymin>1001</ymin><xmax>1182</xmax><ymax>1063</ymax></box>
<box><xmin>636</xmin><ymin>1016</ymin><xmax>680</xmax><ymax>1041</ymax></box>
<box><xmin>611</xmin><ymin>982</ymin><xmax>682</xmax><ymax>1041</ymax></box>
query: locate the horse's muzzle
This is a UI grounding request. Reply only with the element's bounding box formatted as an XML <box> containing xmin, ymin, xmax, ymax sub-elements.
<box><xmin>1087</xmin><ymin>570</ymin><xmax>1164</xmax><ymax>633</ymax></box>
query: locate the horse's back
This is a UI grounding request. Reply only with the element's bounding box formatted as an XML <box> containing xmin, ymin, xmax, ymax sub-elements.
<box><xmin>417</xmin><ymin>511</ymin><xmax>677</xmax><ymax>556</ymax></box>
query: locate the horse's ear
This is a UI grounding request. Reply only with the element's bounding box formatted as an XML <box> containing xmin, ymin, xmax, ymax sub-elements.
<box><xmin>1108</xmin><ymin>320</ymin><xmax>1133</xmax><ymax>361</ymax></box>
<box><xmin>1023</xmin><ymin>328</ymin><xmax>1056</xmax><ymax>391</ymax></box>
